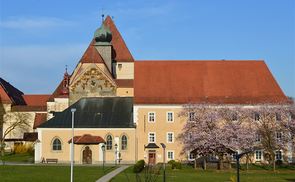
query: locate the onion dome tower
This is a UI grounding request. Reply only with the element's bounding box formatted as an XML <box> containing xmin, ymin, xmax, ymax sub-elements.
<box><xmin>94</xmin><ymin>23</ymin><xmax>112</xmax><ymax>45</ymax></box>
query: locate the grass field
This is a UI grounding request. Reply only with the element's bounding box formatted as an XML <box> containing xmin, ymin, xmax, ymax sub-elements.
<box><xmin>0</xmin><ymin>165</ymin><xmax>115</xmax><ymax>182</ymax></box>
<box><xmin>1</xmin><ymin>152</ymin><xmax>34</xmax><ymax>163</ymax></box>
<box><xmin>110</xmin><ymin>164</ymin><xmax>295</xmax><ymax>182</ymax></box>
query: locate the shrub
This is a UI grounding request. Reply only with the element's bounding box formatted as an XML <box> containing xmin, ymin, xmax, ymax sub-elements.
<box><xmin>133</xmin><ymin>160</ymin><xmax>145</xmax><ymax>173</ymax></box>
<box><xmin>14</xmin><ymin>144</ymin><xmax>27</xmax><ymax>154</ymax></box>
<box><xmin>168</xmin><ymin>160</ymin><xmax>175</xmax><ymax>165</ymax></box>
<box><xmin>173</xmin><ymin>161</ymin><xmax>182</xmax><ymax>169</ymax></box>
<box><xmin>168</xmin><ymin>160</ymin><xmax>182</xmax><ymax>169</ymax></box>
<box><xmin>13</xmin><ymin>144</ymin><xmax>34</xmax><ymax>154</ymax></box>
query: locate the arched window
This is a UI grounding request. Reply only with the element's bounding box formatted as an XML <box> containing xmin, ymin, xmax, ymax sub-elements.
<box><xmin>52</xmin><ymin>138</ymin><xmax>62</xmax><ymax>151</ymax></box>
<box><xmin>106</xmin><ymin>135</ymin><xmax>112</xmax><ymax>150</ymax></box>
<box><xmin>121</xmin><ymin>135</ymin><xmax>127</xmax><ymax>150</ymax></box>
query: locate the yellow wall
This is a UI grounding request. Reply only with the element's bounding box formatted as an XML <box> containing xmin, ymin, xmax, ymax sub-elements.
<box><xmin>114</xmin><ymin>63</ymin><xmax>134</xmax><ymax>79</ymax></box>
<box><xmin>116</xmin><ymin>88</ymin><xmax>133</xmax><ymax>97</ymax></box>
<box><xmin>135</xmin><ymin>106</ymin><xmax>188</xmax><ymax>163</ymax></box>
<box><xmin>37</xmin><ymin>128</ymin><xmax>136</xmax><ymax>164</ymax></box>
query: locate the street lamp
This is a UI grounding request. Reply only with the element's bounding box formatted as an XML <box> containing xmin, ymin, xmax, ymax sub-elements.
<box><xmin>114</xmin><ymin>144</ymin><xmax>118</xmax><ymax>165</ymax></box>
<box><xmin>70</xmin><ymin>108</ymin><xmax>76</xmax><ymax>182</ymax></box>
<box><xmin>101</xmin><ymin>144</ymin><xmax>105</xmax><ymax>173</ymax></box>
<box><xmin>160</xmin><ymin>143</ymin><xmax>166</xmax><ymax>182</ymax></box>
<box><xmin>235</xmin><ymin>150</ymin><xmax>253</xmax><ymax>182</ymax></box>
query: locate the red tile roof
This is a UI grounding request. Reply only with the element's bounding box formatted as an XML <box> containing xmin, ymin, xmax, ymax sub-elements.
<box><xmin>33</xmin><ymin>113</ymin><xmax>47</xmax><ymax>129</ymax></box>
<box><xmin>23</xmin><ymin>95</ymin><xmax>50</xmax><ymax>106</ymax></box>
<box><xmin>80</xmin><ymin>41</ymin><xmax>105</xmax><ymax>63</ymax></box>
<box><xmin>104</xmin><ymin>16</ymin><xmax>134</xmax><ymax>62</ymax></box>
<box><xmin>68</xmin><ymin>134</ymin><xmax>105</xmax><ymax>145</ymax></box>
<box><xmin>134</xmin><ymin>60</ymin><xmax>288</xmax><ymax>104</ymax></box>
<box><xmin>0</xmin><ymin>86</ymin><xmax>12</xmax><ymax>104</ymax></box>
<box><xmin>48</xmin><ymin>80</ymin><xmax>69</xmax><ymax>102</ymax></box>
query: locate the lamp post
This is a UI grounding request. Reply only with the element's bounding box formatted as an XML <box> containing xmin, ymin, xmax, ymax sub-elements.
<box><xmin>114</xmin><ymin>144</ymin><xmax>118</xmax><ymax>165</ymax></box>
<box><xmin>160</xmin><ymin>143</ymin><xmax>166</xmax><ymax>182</ymax></box>
<box><xmin>235</xmin><ymin>150</ymin><xmax>253</xmax><ymax>182</ymax></box>
<box><xmin>70</xmin><ymin>108</ymin><xmax>76</xmax><ymax>182</ymax></box>
<box><xmin>101</xmin><ymin>144</ymin><xmax>105</xmax><ymax>173</ymax></box>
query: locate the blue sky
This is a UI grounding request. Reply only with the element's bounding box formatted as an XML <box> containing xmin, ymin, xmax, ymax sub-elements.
<box><xmin>0</xmin><ymin>0</ymin><xmax>294</xmax><ymax>97</ymax></box>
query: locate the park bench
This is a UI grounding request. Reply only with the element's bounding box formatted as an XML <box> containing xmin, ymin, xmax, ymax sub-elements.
<box><xmin>46</xmin><ymin>158</ymin><xmax>58</xmax><ymax>163</ymax></box>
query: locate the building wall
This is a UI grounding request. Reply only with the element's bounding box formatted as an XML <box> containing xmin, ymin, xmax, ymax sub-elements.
<box><xmin>36</xmin><ymin>128</ymin><xmax>136</xmax><ymax>164</ymax></box>
<box><xmin>114</xmin><ymin>62</ymin><xmax>134</xmax><ymax>79</ymax></box>
<box><xmin>47</xmin><ymin>98</ymin><xmax>69</xmax><ymax>119</ymax></box>
<box><xmin>135</xmin><ymin>105</ymin><xmax>188</xmax><ymax>163</ymax></box>
<box><xmin>116</xmin><ymin>88</ymin><xmax>133</xmax><ymax>97</ymax></box>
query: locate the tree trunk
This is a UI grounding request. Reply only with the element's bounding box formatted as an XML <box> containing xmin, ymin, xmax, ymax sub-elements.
<box><xmin>246</xmin><ymin>154</ymin><xmax>249</xmax><ymax>171</ymax></box>
<box><xmin>272</xmin><ymin>154</ymin><xmax>276</xmax><ymax>172</ymax></box>
<box><xmin>203</xmin><ymin>158</ymin><xmax>207</xmax><ymax>170</ymax></box>
<box><xmin>194</xmin><ymin>158</ymin><xmax>197</xmax><ymax>169</ymax></box>
<box><xmin>217</xmin><ymin>154</ymin><xmax>223</xmax><ymax>170</ymax></box>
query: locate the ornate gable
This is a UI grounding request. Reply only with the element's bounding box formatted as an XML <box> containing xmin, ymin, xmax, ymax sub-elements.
<box><xmin>69</xmin><ymin>65</ymin><xmax>117</xmax><ymax>105</ymax></box>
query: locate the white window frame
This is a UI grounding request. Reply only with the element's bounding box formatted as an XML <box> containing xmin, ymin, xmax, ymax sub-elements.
<box><xmin>166</xmin><ymin>111</ymin><xmax>174</xmax><ymax>123</ymax></box>
<box><xmin>148</xmin><ymin>132</ymin><xmax>156</xmax><ymax>143</ymax></box>
<box><xmin>275</xmin><ymin>150</ymin><xmax>282</xmax><ymax>161</ymax></box>
<box><xmin>148</xmin><ymin>112</ymin><xmax>156</xmax><ymax>123</ymax></box>
<box><xmin>255</xmin><ymin>150</ymin><xmax>262</xmax><ymax>161</ymax></box>
<box><xmin>166</xmin><ymin>132</ymin><xmax>174</xmax><ymax>143</ymax></box>
<box><xmin>188</xmin><ymin>152</ymin><xmax>196</xmax><ymax>161</ymax></box>
<box><xmin>167</xmin><ymin>150</ymin><xmax>174</xmax><ymax>160</ymax></box>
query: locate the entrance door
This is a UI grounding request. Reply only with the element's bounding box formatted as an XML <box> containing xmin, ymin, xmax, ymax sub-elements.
<box><xmin>148</xmin><ymin>151</ymin><xmax>156</xmax><ymax>165</ymax></box>
<box><xmin>82</xmin><ymin>146</ymin><xmax>92</xmax><ymax>164</ymax></box>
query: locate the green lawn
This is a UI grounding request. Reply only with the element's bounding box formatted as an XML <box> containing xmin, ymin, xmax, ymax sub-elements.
<box><xmin>1</xmin><ymin>152</ymin><xmax>34</xmax><ymax>163</ymax></box>
<box><xmin>111</xmin><ymin>165</ymin><xmax>295</xmax><ymax>182</ymax></box>
<box><xmin>0</xmin><ymin>165</ymin><xmax>116</xmax><ymax>182</ymax></box>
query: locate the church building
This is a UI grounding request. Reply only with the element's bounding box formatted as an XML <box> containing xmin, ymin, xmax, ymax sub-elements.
<box><xmin>0</xmin><ymin>16</ymin><xmax>291</xmax><ymax>165</ymax></box>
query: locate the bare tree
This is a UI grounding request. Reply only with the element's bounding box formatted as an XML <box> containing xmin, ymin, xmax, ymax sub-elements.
<box><xmin>241</xmin><ymin>104</ymin><xmax>291</xmax><ymax>171</ymax></box>
<box><xmin>0</xmin><ymin>112</ymin><xmax>31</xmax><ymax>157</ymax></box>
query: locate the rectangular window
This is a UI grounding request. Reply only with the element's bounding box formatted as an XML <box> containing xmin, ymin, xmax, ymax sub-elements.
<box><xmin>255</xmin><ymin>150</ymin><xmax>262</xmax><ymax>161</ymax></box>
<box><xmin>188</xmin><ymin>112</ymin><xmax>195</xmax><ymax>121</ymax></box>
<box><xmin>255</xmin><ymin>134</ymin><xmax>261</xmax><ymax>142</ymax></box>
<box><xmin>232</xmin><ymin>112</ymin><xmax>238</xmax><ymax>121</ymax></box>
<box><xmin>148</xmin><ymin>112</ymin><xmax>155</xmax><ymax>123</ymax></box>
<box><xmin>276</xmin><ymin>132</ymin><xmax>282</xmax><ymax>141</ymax></box>
<box><xmin>254</xmin><ymin>113</ymin><xmax>260</xmax><ymax>121</ymax></box>
<box><xmin>188</xmin><ymin>152</ymin><xmax>195</xmax><ymax>160</ymax></box>
<box><xmin>167</xmin><ymin>151</ymin><xmax>174</xmax><ymax>160</ymax></box>
<box><xmin>167</xmin><ymin>132</ymin><xmax>174</xmax><ymax>143</ymax></box>
<box><xmin>148</xmin><ymin>132</ymin><xmax>156</xmax><ymax>143</ymax></box>
<box><xmin>276</xmin><ymin>113</ymin><xmax>281</xmax><ymax>121</ymax></box>
<box><xmin>167</xmin><ymin>112</ymin><xmax>174</xmax><ymax>122</ymax></box>
<box><xmin>275</xmin><ymin>151</ymin><xmax>282</xmax><ymax>160</ymax></box>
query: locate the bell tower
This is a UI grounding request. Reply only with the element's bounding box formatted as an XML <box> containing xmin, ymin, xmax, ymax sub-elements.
<box><xmin>93</xmin><ymin>16</ymin><xmax>113</xmax><ymax>74</ymax></box>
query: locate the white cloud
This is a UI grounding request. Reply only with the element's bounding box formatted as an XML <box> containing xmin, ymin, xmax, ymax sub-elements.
<box><xmin>0</xmin><ymin>17</ymin><xmax>75</xmax><ymax>29</ymax></box>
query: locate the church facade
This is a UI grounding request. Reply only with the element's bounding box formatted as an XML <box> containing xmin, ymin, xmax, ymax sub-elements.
<box><xmin>0</xmin><ymin>16</ymin><xmax>292</xmax><ymax>165</ymax></box>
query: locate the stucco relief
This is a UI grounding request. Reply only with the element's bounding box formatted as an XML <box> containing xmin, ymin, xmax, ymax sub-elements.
<box><xmin>69</xmin><ymin>68</ymin><xmax>116</xmax><ymax>104</ymax></box>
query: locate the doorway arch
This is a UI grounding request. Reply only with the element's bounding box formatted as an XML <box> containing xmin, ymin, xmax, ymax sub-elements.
<box><xmin>82</xmin><ymin>146</ymin><xmax>92</xmax><ymax>164</ymax></box>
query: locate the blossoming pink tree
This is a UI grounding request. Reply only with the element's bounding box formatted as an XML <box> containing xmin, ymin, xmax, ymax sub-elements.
<box><xmin>178</xmin><ymin>102</ymin><xmax>294</xmax><ymax>171</ymax></box>
<box><xmin>178</xmin><ymin>104</ymin><xmax>256</xmax><ymax>170</ymax></box>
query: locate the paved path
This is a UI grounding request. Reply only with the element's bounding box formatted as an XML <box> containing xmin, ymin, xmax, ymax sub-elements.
<box><xmin>96</xmin><ymin>165</ymin><xmax>129</xmax><ymax>182</ymax></box>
